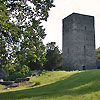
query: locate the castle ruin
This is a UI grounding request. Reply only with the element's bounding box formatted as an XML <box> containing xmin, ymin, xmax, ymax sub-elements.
<box><xmin>62</xmin><ymin>13</ymin><xmax>97</xmax><ymax>70</ymax></box>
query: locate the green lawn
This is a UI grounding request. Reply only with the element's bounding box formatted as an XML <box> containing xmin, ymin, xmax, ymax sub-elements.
<box><xmin>0</xmin><ymin>70</ymin><xmax>100</xmax><ymax>100</ymax></box>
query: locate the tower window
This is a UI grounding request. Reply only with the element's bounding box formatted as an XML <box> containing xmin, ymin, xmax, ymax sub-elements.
<box><xmin>84</xmin><ymin>46</ymin><xmax>86</xmax><ymax>56</ymax></box>
<box><xmin>68</xmin><ymin>48</ymin><xmax>69</xmax><ymax>54</ymax></box>
<box><xmin>85</xmin><ymin>26</ymin><xmax>86</xmax><ymax>30</ymax></box>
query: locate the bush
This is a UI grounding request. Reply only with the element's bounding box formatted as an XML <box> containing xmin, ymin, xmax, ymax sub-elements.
<box><xmin>4</xmin><ymin>71</ymin><xmax>34</xmax><ymax>81</ymax></box>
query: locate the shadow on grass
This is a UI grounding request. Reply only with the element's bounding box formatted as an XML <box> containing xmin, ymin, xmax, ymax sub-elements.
<box><xmin>0</xmin><ymin>69</ymin><xmax>100</xmax><ymax>100</ymax></box>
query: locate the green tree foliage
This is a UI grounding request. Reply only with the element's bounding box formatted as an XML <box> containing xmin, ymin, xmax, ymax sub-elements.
<box><xmin>44</xmin><ymin>42</ymin><xmax>63</xmax><ymax>70</ymax></box>
<box><xmin>28</xmin><ymin>51</ymin><xmax>47</xmax><ymax>70</ymax></box>
<box><xmin>20</xmin><ymin>65</ymin><xmax>30</xmax><ymax>75</ymax></box>
<box><xmin>96</xmin><ymin>47</ymin><xmax>100</xmax><ymax>60</ymax></box>
<box><xmin>0</xmin><ymin>0</ymin><xmax>55</xmax><ymax>74</ymax></box>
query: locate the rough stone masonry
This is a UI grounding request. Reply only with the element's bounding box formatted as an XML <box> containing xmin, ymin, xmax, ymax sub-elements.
<box><xmin>62</xmin><ymin>13</ymin><xmax>97</xmax><ymax>70</ymax></box>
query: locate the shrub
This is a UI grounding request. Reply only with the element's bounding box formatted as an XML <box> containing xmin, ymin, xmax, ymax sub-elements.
<box><xmin>4</xmin><ymin>71</ymin><xmax>34</xmax><ymax>81</ymax></box>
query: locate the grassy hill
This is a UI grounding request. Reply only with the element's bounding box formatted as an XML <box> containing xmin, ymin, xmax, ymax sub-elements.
<box><xmin>0</xmin><ymin>70</ymin><xmax>100</xmax><ymax>100</ymax></box>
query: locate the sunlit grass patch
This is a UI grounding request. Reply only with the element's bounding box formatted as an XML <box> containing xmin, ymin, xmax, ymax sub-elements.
<box><xmin>1</xmin><ymin>70</ymin><xmax>100</xmax><ymax>100</ymax></box>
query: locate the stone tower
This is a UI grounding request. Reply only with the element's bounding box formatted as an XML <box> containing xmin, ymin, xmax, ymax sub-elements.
<box><xmin>62</xmin><ymin>13</ymin><xmax>97</xmax><ymax>70</ymax></box>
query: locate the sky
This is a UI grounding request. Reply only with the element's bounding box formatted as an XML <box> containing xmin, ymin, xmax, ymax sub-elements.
<box><xmin>43</xmin><ymin>0</ymin><xmax>100</xmax><ymax>50</ymax></box>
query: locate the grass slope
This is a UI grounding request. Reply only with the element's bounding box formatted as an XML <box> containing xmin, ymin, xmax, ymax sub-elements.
<box><xmin>0</xmin><ymin>70</ymin><xmax>100</xmax><ymax>100</ymax></box>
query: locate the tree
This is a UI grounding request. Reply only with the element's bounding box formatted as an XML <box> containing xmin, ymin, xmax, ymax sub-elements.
<box><xmin>0</xmin><ymin>2</ymin><xmax>16</xmax><ymax>72</ymax></box>
<box><xmin>96</xmin><ymin>47</ymin><xmax>100</xmax><ymax>61</ymax></box>
<box><xmin>44</xmin><ymin>42</ymin><xmax>63</xmax><ymax>70</ymax></box>
<box><xmin>0</xmin><ymin>0</ymin><xmax>55</xmax><ymax>74</ymax></box>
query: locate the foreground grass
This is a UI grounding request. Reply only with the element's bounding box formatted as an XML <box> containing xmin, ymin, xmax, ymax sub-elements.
<box><xmin>0</xmin><ymin>70</ymin><xmax>100</xmax><ymax>100</ymax></box>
